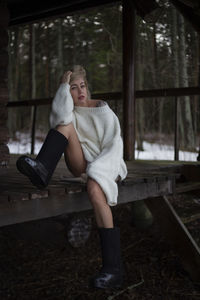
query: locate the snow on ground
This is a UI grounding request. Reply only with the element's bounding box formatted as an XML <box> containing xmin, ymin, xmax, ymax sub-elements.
<box><xmin>135</xmin><ymin>141</ymin><xmax>199</xmax><ymax>161</ymax></box>
<box><xmin>8</xmin><ymin>131</ymin><xmax>199</xmax><ymax>162</ymax></box>
<box><xmin>8</xmin><ymin>132</ymin><xmax>43</xmax><ymax>155</ymax></box>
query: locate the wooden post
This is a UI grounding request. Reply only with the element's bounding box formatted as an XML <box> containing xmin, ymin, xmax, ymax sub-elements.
<box><xmin>174</xmin><ymin>96</ymin><xmax>179</xmax><ymax>160</ymax></box>
<box><xmin>31</xmin><ymin>105</ymin><xmax>37</xmax><ymax>154</ymax></box>
<box><xmin>0</xmin><ymin>0</ymin><xmax>10</xmax><ymax>166</ymax></box>
<box><xmin>122</xmin><ymin>0</ymin><xmax>135</xmax><ymax>161</ymax></box>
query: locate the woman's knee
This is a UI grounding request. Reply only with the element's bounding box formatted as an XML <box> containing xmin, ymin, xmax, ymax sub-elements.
<box><xmin>71</xmin><ymin>169</ymin><xmax>84</xmax><ymax>178</ymax></box>
<box><xmin>56</xmin><ymin>123</ymin><xmax>73</xmax><ymax>138</ymax></box>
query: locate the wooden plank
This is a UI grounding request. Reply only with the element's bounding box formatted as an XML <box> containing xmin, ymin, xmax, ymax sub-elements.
<box><xmin>0</xmin><ymin>174</ymin><xmax>174</xmax><ymax>227</ymax></box>
<box><xmin>135</xmin><ymin>86</ymin><xmax>200</xmax><ymax>98</ymax></box>
<box><xmin>7</xmin><ymin>86</ymin><xmax>200</xmax><ymax>108</ymax></box>
<box><xmin>118</xmin><ymin>177</ymin><xmax>174</xmax><ymax>203</ymax></box>
<box><xmin>8</xmin><ymin>0</ymin><xmax>118</xmax><ymax>26</ymax></box>
<box><xmin>175</xmin><ymin>182</ymin><xmax>200</xmax><ymax>193</ymax></box>
<box><xmin>145</xmin><ymin>195</ymin><xmax>200</xmax><ymax>282</ymax></box>
<box><xmin>7</xmin><ymin>92</ymin><xmax>122</xmax><ymax>107</ymax></box>
<box><xmin>0</xmin><ymin>191</ymin><xmax>91</xmax><ymax>227</ymax></box>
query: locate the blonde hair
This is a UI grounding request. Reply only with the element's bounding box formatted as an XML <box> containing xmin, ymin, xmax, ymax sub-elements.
<box><xmin>69</xmin><ymin>65</ymin><xmax>90</xmax><ymax>98</ymax></box>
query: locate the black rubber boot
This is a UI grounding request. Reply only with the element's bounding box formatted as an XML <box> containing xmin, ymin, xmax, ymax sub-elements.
<box><xmin>91</xmin><ymin>227</ymin><xmax>124</xmax><ymax>289</ymax></box>
<box><xmin>16</xmin><ymin>129</ymin><xmax>68</xmax><ymax>189</ymax></box>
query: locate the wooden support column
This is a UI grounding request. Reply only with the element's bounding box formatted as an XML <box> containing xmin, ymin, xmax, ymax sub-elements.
<box><xmin>0</xmin><ymin>0</ymin><xmax>10</xmax><ymax>166</ymax></box>
<box><xmin>123</xmin><ymin>0</ymin><xmax>136</xmax><ymax>161</ymax></box>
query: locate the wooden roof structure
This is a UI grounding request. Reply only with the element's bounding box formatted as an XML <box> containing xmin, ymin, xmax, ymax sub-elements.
<box><xmin>6</xmin><ymin>0</ymin><xmax>200</xmax><ymax>29</ymax></box>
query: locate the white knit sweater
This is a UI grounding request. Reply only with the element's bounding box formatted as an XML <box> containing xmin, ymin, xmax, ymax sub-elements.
<box><xmin>49</xmin><ymin>83</ymin><xmax>127</xmax><ymax>206</ymax></box>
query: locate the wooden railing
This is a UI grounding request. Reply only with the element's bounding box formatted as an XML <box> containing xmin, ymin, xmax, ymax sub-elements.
<box><xmin>7</xmin><ymin>86</ymin><xmax>200</xmax><ymax>160</ymax></box>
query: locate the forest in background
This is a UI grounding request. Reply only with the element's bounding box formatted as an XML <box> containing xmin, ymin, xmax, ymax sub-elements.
<box><xmin>7</xmin><ymin>0</ymin><xmax>200</xmax><ymax>155</ymax></box>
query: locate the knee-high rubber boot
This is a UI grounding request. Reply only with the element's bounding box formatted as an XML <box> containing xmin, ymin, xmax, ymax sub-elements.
<box><xmin>16</xmin><ymin>129</ymin><xmax>68</xmax><ymax>189</ymax></box>
<box><xmin>91</xmin><ymin>227</ymin><xmax>124</xmax><ymax>289</ymax></box>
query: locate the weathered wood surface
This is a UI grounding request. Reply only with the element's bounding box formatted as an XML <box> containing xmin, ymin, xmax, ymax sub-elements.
<box><xmin>1</xmin><ymin>155</ymin><xmax>200</xmax><ymax>283</ymax></box>
<box><xmin>0</xmin><ymin>155</ymin><xmax>181</xmax><ymax>227</ymax></box>
<box><xmin>1</xmin><ymin>156</ymin><xmax>200</xmax><ymax>228</ymax></box>
<box><xmin>145</xmin><ymin>195</ymin><xmax>200</xmax><ymax>282</ymax></box>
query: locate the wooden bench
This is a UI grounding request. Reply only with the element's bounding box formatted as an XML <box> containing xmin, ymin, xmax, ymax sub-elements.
<box><xmin>0</xmin><ymin>155</ymin><xmax>200</xmax><ymax>282</ymax></box>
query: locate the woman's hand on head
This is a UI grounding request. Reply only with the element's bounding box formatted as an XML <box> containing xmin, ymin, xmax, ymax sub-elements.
<box><xmin>61</xmin><ymin>71</ymin><xmax>72</xmax><ymax>84</ymax></box>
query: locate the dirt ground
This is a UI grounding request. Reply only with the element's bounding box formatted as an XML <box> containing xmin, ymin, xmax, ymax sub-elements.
<box><xmin>0</xmin><ymin>194</ymin><xmax>200</xmax><ymax>300</ymax></box>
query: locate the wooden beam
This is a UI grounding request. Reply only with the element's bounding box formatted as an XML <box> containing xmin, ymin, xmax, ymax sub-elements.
<box><xmin>135</xmin><ymin>86</ymin><xmax>200</xmax><ymax>98</ymax></box>
<box><xmin>6</xmin><ymin>86</ymin><xmax>200</xmax><ymax>108</ymax></box>
<box><xmin>8</xmin><ymin>0</ymin><xmax>119</xmax><ymax>26</ymax></box>
<box><xmin>145</xmin><ymin>195</ymin><xmax>200</xmax><ymax>282</ymax></box>
<box><xmin>122</xmin><ymin>0</ymin><xmax>135</xmax><ymax>160</ymax></box>
<box><xmin>0</xmin><ymin>175</ymin><xmax>175</xmax><ymax>227</ymax></box>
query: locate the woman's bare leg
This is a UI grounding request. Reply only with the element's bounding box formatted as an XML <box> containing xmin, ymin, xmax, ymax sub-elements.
<box><xmin>56</xmin><ymin>123</ymin><xmax>87</xmax><ymax>177</ymax></box>
<box><xmin>56</xmin><ymin>124</ymin><xmax>113</xmax><ymax>228</ymax></box>
<box><xmin>87</xmin><ymin>178</ymin><xmax>114</xmax><ymax>228</ymax></box>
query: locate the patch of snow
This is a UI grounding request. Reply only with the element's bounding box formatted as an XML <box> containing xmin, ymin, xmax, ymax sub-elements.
<box><xmin>135</xmin><ymin>141</ymin><xmax>198</xmax><ymax>161</ymax></box>
<box><xmin>8</xmin><ymin>132</ymin><xmax>43</xmax><ymax>155</ymax></box>
<box><xmin>8</xmin><ymin>132</ymin><xmax>199</xmax><ymax>162</ymax></box>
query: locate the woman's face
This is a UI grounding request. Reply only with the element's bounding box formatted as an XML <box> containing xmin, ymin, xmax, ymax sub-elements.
<box><xmin>70</xmin><ymin>77</ymin><xmax>88</xmax><ymax>106</ymax></box>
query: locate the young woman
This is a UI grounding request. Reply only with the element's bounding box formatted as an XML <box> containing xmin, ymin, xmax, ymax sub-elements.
<box><xmin>16</xmin><ymin>65</ymin><xmax>127</xmax><ymax>289</ymax></box>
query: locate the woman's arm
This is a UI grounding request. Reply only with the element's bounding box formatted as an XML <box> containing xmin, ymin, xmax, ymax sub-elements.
<box><xmin>49</xmin><ymin>71</ymin><xmax>74</xmax><ymax>128</ymax></box>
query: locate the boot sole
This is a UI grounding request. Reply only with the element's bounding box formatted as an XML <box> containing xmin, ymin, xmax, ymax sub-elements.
<box><xmin>16</xmin><ymin>157</ymin><xmax>46</xmax><ymax>189</ymax></box>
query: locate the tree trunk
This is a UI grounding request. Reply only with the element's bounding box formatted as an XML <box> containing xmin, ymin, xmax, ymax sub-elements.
<box><xmin>191</xmin><ymin>31</ymin><xmax>199</xmax><ymax>143</ymax></box>
<box><xmin>45</xmin><ymin>22</ymin><xmax>50</xmax><ymax>97</ymax></box>
<box><xmin>29</xmin><ymin>24</ymin><xmax>36</xmax><ymax>154</ymax></box>
<box><xmin>196</xmin><ymin>36</ymin><xmax>200</xmax><ymax>160</ymax></box>
<box><xmin>136</xmin><ymin>21</ymin><xmax>144</xmax><ymax>151</ymax></box>
<box><xmin>178</xmin><ymin>13</ymin><xmax>195</xmax><ymax>150</ymax></box>
<box><xmin>57</xmin><ymin>19</ymin><xmax>64</xmax><ymax>84</ymax></box>
<box><xmin>145</xmin><ymin>26</ymin><xmax>156</xmax><ymax>132</ymax></box>
<box><xmin>0</xmin><ymin>1</ymin><xmax>10</xmax><ymax>166</ymax></box>
<box><xmin>153</xmin><ymin>23</ymin><xmax>164</xmax><ymax>137</ymax></box>
<box><xmin>8</xmin><ymin>28</ymin><xmax>21</xmax><ymax>135</ymax></box>
<box><xmin>171</xmin><ymin>7</ymin><xmax>184</xmax><ymax>154</ymax></box>
<box><xmin>29</xmin><ymin>24</ymin><xmax>36</xmax><ymax>100</ymax></box>
<box><xmin>8</xmin><ymin>31</ymin><xmax>15</xmax><ymax>137</ymax></box>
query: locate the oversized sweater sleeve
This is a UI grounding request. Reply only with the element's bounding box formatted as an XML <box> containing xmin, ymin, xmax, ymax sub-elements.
<box><xmin>49</xmin><ymin>83</ymin><xmax>74</xmax><ymax>128</ymax></box>
<box><xmin>86</xmin><ymin>109</ymin><xmax>127</xmax><ymax>206</ymax></box>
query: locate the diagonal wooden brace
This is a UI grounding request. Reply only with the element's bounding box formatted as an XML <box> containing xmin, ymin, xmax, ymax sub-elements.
<box><xmin>145</xmin><ymin>195</ymin><xmax>200</xmax><ymax>282</ymax></box>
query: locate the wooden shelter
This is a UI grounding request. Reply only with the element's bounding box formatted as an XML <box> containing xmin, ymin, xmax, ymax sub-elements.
<box><xmin>0</xmin><ymin>0</ymin><xmax>199</xmax><ymax>165</ymax></box>
<box><xmin>0</xmin><ymin>0</ymin><xmax>200</xmax><ymax>283</ymax></box>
